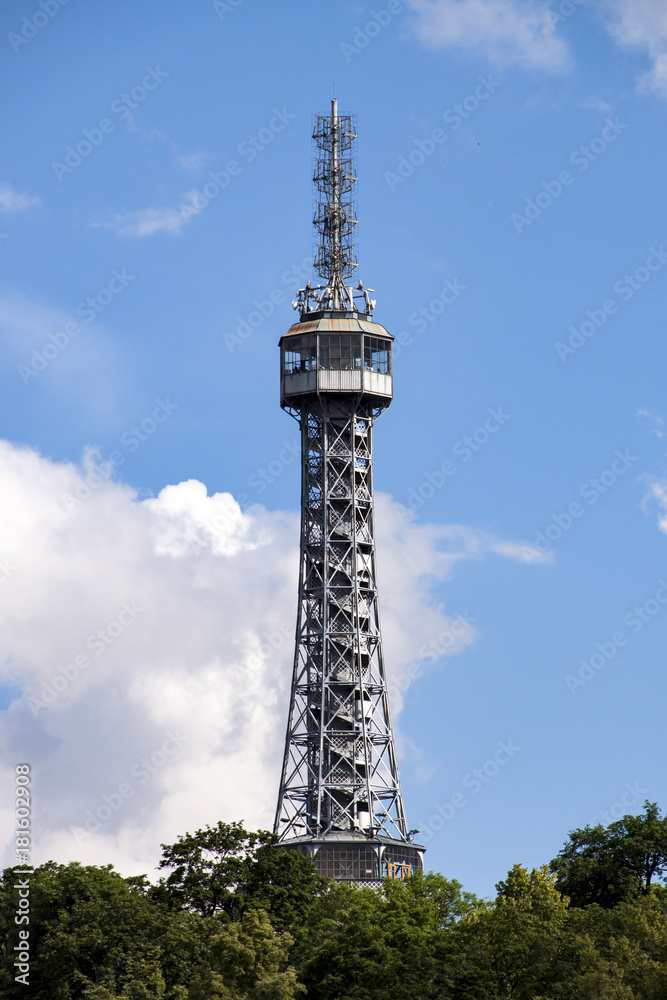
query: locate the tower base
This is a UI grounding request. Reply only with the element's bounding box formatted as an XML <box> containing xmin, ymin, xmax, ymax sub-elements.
<box><xmin>278</xmin><ymin>832</ymin><xmax>425</xmax><ymax>886</ymax></box>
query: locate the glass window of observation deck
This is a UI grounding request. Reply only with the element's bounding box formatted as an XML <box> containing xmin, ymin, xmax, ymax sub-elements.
<box><xmin>364</xmin><ymin>336</ymin><xmax>391</xmax><ymax>374</ymax></box>
<box><xmin>318</xmin><ymin>335</ymin><xmax>362</xmax><ymax>371</ymax></box>
<box><xmin>284</xmin><ymin>336</ymin><xmax>317</xmax><ymax>374</ymax></box>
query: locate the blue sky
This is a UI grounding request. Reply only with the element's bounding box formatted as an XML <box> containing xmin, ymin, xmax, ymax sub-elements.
<box><xmin>1</xmin><ymin>0</ymin><xmax>667</xmax><ymax>898</ymax></box>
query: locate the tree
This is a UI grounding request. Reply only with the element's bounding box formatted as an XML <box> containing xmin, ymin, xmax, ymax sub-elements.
<box><xmin>0</xmin><ymin>862</ymin><xmax>210</xmax><ymax>1000</ymax></box>
<box><xmin>295</xmin><ymin>871</ymin><xmax>480</xmax><ymax>1000</ymax></box>
<box><xmin>154</xmin><ymin>821</ymin><xmax>268</xmax><ymax>919</ymax></box>
<box><xmin>189</xmin><ymin>908</ymin><xmax>305</xmax><ymax>1000</ymax></box>
<box><xmin>240</xmin><ymin>844</ymin><xmax>328</xmax><ymax>932</ymax></box>
<box><xmin>550</xmin><ymin>801</ymin><xmax>667</xmax><ymax>907</ymax></box>
<box><xmin>154</xmin><ymin>821</ymin><xmax>326</xmax><ymax>930</ymax></box>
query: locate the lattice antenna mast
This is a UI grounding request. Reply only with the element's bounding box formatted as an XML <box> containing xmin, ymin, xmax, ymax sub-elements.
<box><xmin>293</xmin><ymin>99</ymin><xmax>376</xmax><ymax>317</ymax></box>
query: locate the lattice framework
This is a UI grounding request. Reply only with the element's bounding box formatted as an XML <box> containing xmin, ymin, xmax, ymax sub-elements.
<box><xmin>275</xmin><ymin>396</ymin><xmax>408</xmax><ymax>842</ymax></box>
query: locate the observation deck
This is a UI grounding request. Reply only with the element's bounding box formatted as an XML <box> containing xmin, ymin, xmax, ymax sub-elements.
<box><xmin>279</xmin><ymin>312</ymin><xmax>393</xmax><ymax>410</ymax></box>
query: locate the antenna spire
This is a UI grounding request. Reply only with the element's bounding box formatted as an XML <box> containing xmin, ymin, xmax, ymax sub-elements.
<box><xmin>292</xmin><ymin>101</ymin><xmax>376</xmax><ymax>317</ymax></box>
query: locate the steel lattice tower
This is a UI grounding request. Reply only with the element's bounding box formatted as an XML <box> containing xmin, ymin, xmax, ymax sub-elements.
<box><xmin>274</xmin><ymin>99</ymin><xmax>424</xmax><ymax>884</ymax></box>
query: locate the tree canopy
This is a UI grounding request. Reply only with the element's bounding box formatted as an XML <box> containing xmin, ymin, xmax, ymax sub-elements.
<box><xmin>550</xmin><ymin>800</ymin><xmax>667</xmax><ymax>907</ymax></box>
<box><xmin>3</xmin><ymin>808</ymin><xmax>667</xmax><ymax>999</ymax></box>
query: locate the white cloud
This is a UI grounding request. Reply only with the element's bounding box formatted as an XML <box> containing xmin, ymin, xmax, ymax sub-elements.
<box><xmin>0</xmin><ymin>185</ymin><xmax>40</xmax><ymax>213</ymax></box>
<box><xmin>0</xmin><ymin>441</ymin><xmax>542</xmax><ymax>877</ymax></box>
<box><xmin>91</xmin><ymin>205</ymin><xmax>190</xmax><ymax>238</ymax></box>
<box><xmin>644</xmin><ymin>477</ymin><xmax>667</xmax><ymax>534</ymax></box>
<box><xmin>638</xmin><ymin>408</ymin><xmax>665</xmax><ymax>439</ymax></box>
<box><xmin>579</xmin><ymin>95</ymin><xmax>612</xmax><ymax>112</ymax></box>
<box><xmin>600</xmin><ymin>0</ymin><xmax>667</xmax><ymax>98</ymax></box>
<box><xmin>178</xmin><ymin>152</ymin><xmax>207</xmax><ymax>172</ymax></box>
<box><xmin>91</xmin><ymin>189</ymin><xmax>212</xmax><ymax>237</ymax></box>
<box><xmin>406</xmin><ymin>0</ymin><xmax>571</xmax><ymax>70</ymax></box>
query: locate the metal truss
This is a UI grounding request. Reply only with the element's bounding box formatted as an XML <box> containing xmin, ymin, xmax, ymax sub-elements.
<box><xmin>274</xmin><ymin>395</ymin><xmax>409</xmax><ymax>843</ymax></box>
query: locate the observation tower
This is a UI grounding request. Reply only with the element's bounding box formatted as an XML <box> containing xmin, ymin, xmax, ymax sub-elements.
<box><xmin>273</xmin><ymin>99</ymin><xmax>424</xmax><ymax>884</ymax></box>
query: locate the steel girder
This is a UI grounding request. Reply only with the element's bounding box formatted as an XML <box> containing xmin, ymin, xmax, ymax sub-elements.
<box><xmin>274</xmin><ymin>395</ymin><xmax>408</xmax><ymax>842</ymax></box>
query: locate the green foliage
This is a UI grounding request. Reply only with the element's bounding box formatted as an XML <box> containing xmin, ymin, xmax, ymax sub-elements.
<box><xmin>153</xmin><ymin>821</ymin><xmax>268</xmax><ymax>919</ymax></box>
<box><xmin>550</xmin><ymin>801</ymin><xmax>667</xmax><ymax>907</ymax></box>
<box><xmin>4</xmin><ymin>805</ymin><xmax>667</xmax><ymax>1000</ymax></box>
<box><xmin>153</xmin><ymin>821</ymin><xmax>326</xmax><ymax>931</ymax></box>
<box><xmin>190</xmin><ymin>909</ymin><xmax>304</xmax><ymax>1000</ymax></box>
<box><xmin>0</xmin><ymin>862</ymin><xmax>215</xmax><ymax>1000</ymax></box>
<box><xmin>295</xmin><ymin>871</ymin><xmax>480</xmax><ymax>999</ymax></box>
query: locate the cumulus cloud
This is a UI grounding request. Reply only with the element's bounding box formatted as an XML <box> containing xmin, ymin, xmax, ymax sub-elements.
<box><xmin>599</xmin><ymin>0</ymin><xmax>667</xmax><ymax>98</ymax></box>
<box><xmin>0</xmin><ymin>441</ymin><xmax>542</xmax><ymax>877</ymax></box>
<box><xmin>0</xmin><ymin>184</ymin><xmax>39</xmax><ymax>213</ymax></box>
<box><xmin>406</xmin><ymin>0</ymin><xmax>571</xmax><ymax>70</ymax></box>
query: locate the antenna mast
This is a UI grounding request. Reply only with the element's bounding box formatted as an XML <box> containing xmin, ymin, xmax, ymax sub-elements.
<box><xmin>293</xmin><ymin>100</ymin><xmax>375</xmax><ymax>316</ymax></box>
